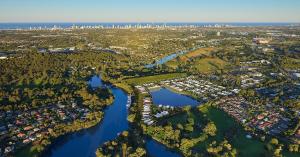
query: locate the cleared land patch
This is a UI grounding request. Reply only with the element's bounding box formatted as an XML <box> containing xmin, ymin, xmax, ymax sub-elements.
<box><xmin>194</xmin><ymin>57</ymin><xmax>227</xmax><ymax>73</ymax></box>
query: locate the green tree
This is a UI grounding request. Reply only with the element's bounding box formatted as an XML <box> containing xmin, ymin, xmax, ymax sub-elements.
<box><xmin>203</xmin><ymin>122</ymin><xmax>217</xmax><ymax>136</ymax></box>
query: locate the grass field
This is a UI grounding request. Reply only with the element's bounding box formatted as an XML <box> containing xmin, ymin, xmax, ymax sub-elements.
<box><xmin>164</xmin><ymin>47</ymin><xmax>227</xmax><ymax>73</ymax></box>
<box><xmin>282</xmin><ymin>57</ymin><xmax>300</xmax><ymax>69</ymax></box>
<box><xmin>166</xmin><ymin>47</ymin><xmax>215</xmax><ymax>64</ymax></box>
<box><xmin>114</xmin><ymin>83</ymin><xmax>134</xmax><ymax>93</ymax></box>
<box><xmin>182</xmin><ymin>47</ymin><xmax>214</xmax><ymax>59</ymax></box>
<box><xmin>197</xmin><ymin>106</ymin><xmax>267</xmax><ymax>157</ymax></box>
<box><xmin>124</xmin><ymin>73</ymin><xmax>186</xmax><ymax>85</ymax></box>
<box><xmin>166</xmin><ymin>57</ymin><xmax>227</xmax><ymax>73</ymax></box>
<box><xmin>164</xmin><ymin>104</ymin><xmax>268</xmax><ymax>157</ymax></box>
<box><xmin>194</xmin><ymin>57</ymin><xmax>227</xmax><ymax>73</ymax></box>
<box><xmin>165</xmin><ymin>61</ymin><xmax>179</xmax><ymax>69</ymax></box>
<box><xmin>162</xmin><ymin>102</ymin><xmax>300</xmax><ymax>157</ymax></box>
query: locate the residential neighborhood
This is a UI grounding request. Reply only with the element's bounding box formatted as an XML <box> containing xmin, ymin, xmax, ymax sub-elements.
<box><xmin>0</xmin><ymin>101</ymin><xmax>94</xmax><ymax>155</ymax></box>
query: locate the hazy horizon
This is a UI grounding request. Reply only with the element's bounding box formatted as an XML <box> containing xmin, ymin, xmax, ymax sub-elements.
<box><xmin>1</xmin><ymin>0</ymin><xmax>300</xmax><ymax>23</ymax></box>
<box><xmin>0</xmin><ymin>22</ymin><xmax>299</xmax><ymax>24</ymax></box>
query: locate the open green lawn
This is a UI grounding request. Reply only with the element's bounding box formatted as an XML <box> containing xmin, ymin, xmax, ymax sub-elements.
<box><xmin>114</xmin><ymin>82</ymin><xmax>134</xmax><ymax>93</ymax></box>
<box><xmin>124</xmin><ymin>73</ymin><xmax>186</xmax><ymax>85</ymax></box>
<box><xmin>179</xmin><ymin>47</ymin><xmax>215</xmax><ymax>62</ymax></box>
<box><xmin>164</xmin><ymin>104</ymin><xmax>269</xmax><ymax>157</ymax></box>
<box><xmin>166</xmin><ymin>57</ymin><xmax>228</xmax><ymax>74</ymax></box>
<box><xmin>282</xmin><ymin>57</ymin><xmax>300</xmax><ymax>69</ymax></box>
<box><xmin>184</xmin><ymin>48</ymin><xmax>214</xmax><ymax>58</ymax></box>
<box><xmin>167</xmin><ymin>112</ymin><xmax>189</xmax><ymax>125</ymax></box>
<box><xmin>194</xmin><ymin>58</ymin><xmax>227</xmax><ymax>73</ymax></box>
<box><xmin>162</xmin><ymin>104</ymin><xmax>300</xmax><ymax>157</ymax></box>
<box><xmin>200</xmin><ymin>107</ymin><xmax>267</xmax><ymax>157</ymax></box>
<box><xmin>165</xmin><ymin>60</ymin><xmax>179</xmax><ymax>69</ymax></box>
<box><xmin>165</xmin><ymin>48</ymin><xmax>217</xmax><ymax>70</ymax></box>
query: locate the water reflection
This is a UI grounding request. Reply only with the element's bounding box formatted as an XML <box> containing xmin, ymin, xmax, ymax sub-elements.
<box><xmin>150</xmin><ymin>88</ymin><xmax>201</xmax><ymax>107</ymax></box>
<box><xmin>48</xmin><ymin>76</ymin><xmax>128</xmax><ymax>157</ymax></box>
<box><xmin>146</xmin><ymin>139</ymin><xmax>182</xmax><ymax>157</ymax></box>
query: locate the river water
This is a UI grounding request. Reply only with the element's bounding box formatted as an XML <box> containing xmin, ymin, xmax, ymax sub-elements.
<box><xmin>145</xmin><ymin>50</ymin><xmax>187</xmax><ymax>68</ymax></box>
<box><xmin>47</xmin><ymin>76</ymin><xmax>128</xmax><ymax>157</ymax></box>
<box><xmin>145</xmin><ymin>47</ymin><xmax>203</xmax><ymax>68</ymax></box>
<box><xmin>146</xmin><ymin>139</ymin><xmax>181</xmax><ymax>157</ymax></box>
<box><xmin>46</xmin><ymin>76</ymin><xmax>183</xmax><ymax>157</ymax></box>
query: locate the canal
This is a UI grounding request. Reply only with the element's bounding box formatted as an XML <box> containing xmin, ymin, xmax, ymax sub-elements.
<box><xmin>47</xmin><ymin>76</ymin><xmax>129</xmax><ymax>157</ymax></box>
<box><xmin>47</xmin><ymin>76</ymin><xmax>183</xmax><ymax>157</ymax></box>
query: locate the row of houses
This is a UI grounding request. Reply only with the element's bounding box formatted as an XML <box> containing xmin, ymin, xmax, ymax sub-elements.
<box><xmin>135</xmin><ymin>85</ymin><xmax>148</xmax><ymax>94</ymax></box>
<box><xmin>249</xmin><ymin>111</ymin><xmax>290</xmax><ymax>136</ymax></box>
<box><xmin>0</xmin><ymin>101</ymin><xmax>92</xmax><ymax>155</ymax></box>
<box><xmin>240</xmin><ymin>72</ymin><xmax>264</xmax><ymax>88</ymax></box>
<box><xmin>140</xmin><ymin>98</ymin><xmax>172</xmax><ymax>124</ymax></box>
<box><xmin>135</xmin><ymin>85</ymin><xmax>173</xmax><ymax>125</ymax></box>
<box><xmin>160</xmin><ymin>76</ymin><xmax>237</xmax><ymax>100</ymax></box>
<box><xmin>216</xmin><ymin>97</ymin><xmax>253</xmax><ymax>124</ymax></box>
<box><xmin>215</xmin><ymin>96</ymin><xmax>290</xmax><ymax>137</ymax></box>
<box><xmin>142</xmin><ymin>98</ymin><xmax>154</xmax><ymax>126</ymax></box>
<box><xmin>154</xmin><ymin>111</ymin><xmax>169</xmax><ymax>118</ymax></box>
<box><xmin>87</xmin><ymin>43</ymin><xmax>121</xmax><ymax>54</ymax></box>
<box><xmin>240</xmin><ymin>59</ymin><xmax>271</xmax><ymax>65</ymax></box>
<box><xmin>38</xmin><ymin>47</ymin><xmax>76</xmax><ymax>53</ymax></box>
<box><xmin>126</xmin><ymin>95</ymin><xmax>132</xmax><ymax>109</ymax></box>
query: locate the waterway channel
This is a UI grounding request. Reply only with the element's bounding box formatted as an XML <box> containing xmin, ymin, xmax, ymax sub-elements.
<box><xmin>47</xmin><ymin>75</ymin><xmax>183</xmax><ymax>157</ymax></box>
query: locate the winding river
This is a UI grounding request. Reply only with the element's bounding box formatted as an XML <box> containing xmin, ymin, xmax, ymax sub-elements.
<box><xmin>145</xmin><ymin>47</ymin><xmax>201</xmax><ymax>68</ymax></box>
<box><xmin>47</xmin><ymin>76</ymin><xmax>128</xmax><ymax>157</ymax></box>
<box><xmin>47</xmin><ymin>75</ymin><xmax>182</xmax><ymax>157</ymax></box>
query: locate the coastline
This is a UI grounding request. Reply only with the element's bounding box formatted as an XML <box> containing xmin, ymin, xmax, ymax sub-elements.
<box><xmin>0</xmin><ymin>22</ymin><xmax>298</xmax><ymax>31</ymax></box>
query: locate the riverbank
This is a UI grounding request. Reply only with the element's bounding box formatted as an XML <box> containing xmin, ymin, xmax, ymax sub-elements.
<box><xmin>100</xmin><ymin>73</ymin><xmax>133</xmax><ymax>94</ymax></box>
<box><xmin>14</xmin><ymin>75</ymin><xmax>115</xmax><ymax>157</ymax></box>
<box><xmin>94</xmin><ymin>74</ymin><xmax>193</xmax><ymax>157</ymax></box>
<box><xmin>150</xmin><ymin>88</ymin><xmax>200</xmax><ymax>107</ymax></box>
<box><xmin>113</xmin><ymin>83</ymin><xmax>133</xmax><ymax>94</ymax></box>
<box><xmin>43</xmin><ymin>77</ymin><xmax>129</xmax><ymax>157</ymax></box>
<box><xmin>125</xmin><ymin>73</ymin><xmax>187</xmax><ymax>85</ymax></box>
<box><xmin>15</xmin><ymin>111</ymin><xmax>104</xmax><ymax>157</ymax></box>
<box><xmin>141</xmin><ymin>100</ymin><xmax>300</xmax><ymax>156</ymax></box>
<box><xmin>161</xmin><ymin>85</ymin><xmax>204</xmax><ymax>103</ymax></box>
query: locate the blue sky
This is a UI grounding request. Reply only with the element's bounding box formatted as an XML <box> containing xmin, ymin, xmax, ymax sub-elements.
<box><xmin>0</xmin><ymin>0</ymin><xmax>299</xmax><ymax>22</ymax></box>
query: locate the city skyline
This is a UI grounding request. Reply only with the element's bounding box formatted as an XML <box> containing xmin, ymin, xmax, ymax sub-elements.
<box><xmin>0</xmin><ymin>0</ymin><xmax>300</xmax><ymax>23</ymax></box>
